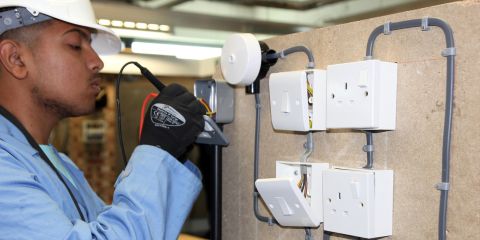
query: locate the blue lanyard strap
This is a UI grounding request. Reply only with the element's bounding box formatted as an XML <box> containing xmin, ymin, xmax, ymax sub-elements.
<box><xmin>0</xmin><ymin>105</ymin><xmax>86</xmax><ymax>221</ymax></box>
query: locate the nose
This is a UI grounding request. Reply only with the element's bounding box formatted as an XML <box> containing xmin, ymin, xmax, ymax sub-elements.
<box><xmin>87</xmin><ymin>47</ymin><xmax>104</xmax><ymax>73</ymax></box>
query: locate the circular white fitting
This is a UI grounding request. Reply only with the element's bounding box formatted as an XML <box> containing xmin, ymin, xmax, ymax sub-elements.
<box><xmin>220</xmin><ymin>33</ymin><xmax>261</xmax><ymax>86</ymax></box>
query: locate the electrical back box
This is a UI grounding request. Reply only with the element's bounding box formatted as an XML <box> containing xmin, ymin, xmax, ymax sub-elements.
<box><xmin>255</xmin><ymin>161</ymin><xmax>329</xmax><ymax>227</ymax></box>
<box><xmin>269</xmin><ymin>69</ymin><xmax>327</xmax><ymax>131</ymax></box>
<box><xmin>326</xmin><ymin>60</ymin><xmax>397</xmax><ymax>130</ymax></box>
<box><xmin>323</xmin><ymin>167</ymin><xmax>393</xmax><ymax>239</ymax></box>
<box><xmin>194</xmin><ymin>79</ymin><xmax>234</xmax><ymax>124</ymax></box>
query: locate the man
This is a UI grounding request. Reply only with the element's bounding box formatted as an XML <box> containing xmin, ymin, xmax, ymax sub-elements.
<box><xmin>0</xmin><ymin>0</ymin><xmax>205</xmax><ymax>239</ymax></box>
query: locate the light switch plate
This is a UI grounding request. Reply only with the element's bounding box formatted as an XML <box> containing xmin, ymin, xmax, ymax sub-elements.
<box><xmin>323</xmin><ymin>167</ymin><xmax>394</xmax><ymax>239</ymax></box>
<box><xmin>255</xmin><ymin>161</ymin><xmax>329</xmax><ymax>227</ymax></box>
<box><xmin>326</xmin><ymin>60</ymin><xmax>397</xmax><ymax>130</ymax></box>
<box><xmin>269</xmin><ymin>70</ymin><xmax>327</xmax><ymax>131</ymax></box>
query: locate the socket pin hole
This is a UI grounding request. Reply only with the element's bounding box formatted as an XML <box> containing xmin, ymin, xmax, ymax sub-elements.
<box><xmin>365</xmin><ymin>91</ymin><xmax>369</xmax><ymax>97</ymax></box>
<box><xmin>345</xmin><ymin>82</ymin><xmax>348</xmax><ymax>90</ymax></box>
<box><xmin>328</xmin><ymin>198</ymin><xmax>332</xmax><ymax>203</ymax></box>
<box><xmin>338</xmin><ymin>192</ymin><xmax>341</xmax><ymax>199</ymax></box>
<box><xmin>331</xmin><ymin>93</ymin><xmax>335</xmax><ymax>99</ymax></box>
<box><xmin>360</xmin><ymin>202</ymin><xmax>364</xmax><ymax>207</ymax></box>
<box><xmin>343</xmin><ymin>211</ymin><xmax>349</xmax><ymax>216</ymax></box>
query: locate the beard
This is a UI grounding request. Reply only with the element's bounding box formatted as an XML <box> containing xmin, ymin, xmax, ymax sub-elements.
<box><xmin>31</xmin><ymin>86</ymin><xmax>94</xmax><ymax>119</ymax></box>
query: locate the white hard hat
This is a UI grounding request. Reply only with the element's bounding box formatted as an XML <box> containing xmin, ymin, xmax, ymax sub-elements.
<box><xmin>0</xmin><ymin>0</ymin><xmax>121</xmax><ymax>55</ymax></box>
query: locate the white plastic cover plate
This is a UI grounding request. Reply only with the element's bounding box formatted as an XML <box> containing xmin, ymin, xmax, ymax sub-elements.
<box><xmin>323</xmin><ymin>167</ymin><xmax>393</xmax><ymax>238</ymax></box>
<box><xmin>255</xmin><ymin>178</ymin><xmax>321</xmax><ymax>227</ymax></box>
<box><xmin>326</xmin><ymin>60</ymin><xmax>397</xmax><ymax>130</ymax></box>
<box><xmin>220</xmin><ymin>33</ymin><xmax>261</xmax><ymax>86</ymax></box>
<box><xmin>269</xmin><ymin>70</ymin><xmax>326</xmax><ymax>131</ymax></box>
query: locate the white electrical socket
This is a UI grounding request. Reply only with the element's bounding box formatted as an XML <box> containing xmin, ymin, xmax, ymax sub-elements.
<box><xmin>269</xmin><ymin>70</ymin><xmax>327</xmax><ymax>131</ymax></box>
<box><xmin>326</xmin><ymin>60</ymin><xmax>397</xmax><ymax>130</ymax></box>
<box><xmin>323</xmin><ymin>167</ymin><xmax>394</xmax><ymax>239</ymax></box>
<box><xmin>255</xmin><ymin>161</ymin><xmax>329</xmax><ymax>227</ymax></box>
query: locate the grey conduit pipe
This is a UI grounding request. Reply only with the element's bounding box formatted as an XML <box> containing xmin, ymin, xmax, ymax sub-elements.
<box><xmin>365</xmin><ymin>18</ymin><xmax>455</xmax><ymax>240</ymax></box>
<box><xmin>253</xmin><ymin>93</ymin><xmax>277</xmax><ymax>225</ymax></box>
<box><xmin>363</xmin><ymin>131</ymin><xmax>374</xmax><ymax>169</ymax></box>
<box><xmin>267</xmin><ymin>45</ymin><xmax>316</xmax><ymax>69</ymax></box>
<box><xmin>252</xmin><ymin>45</ymin><xmax>316</xmax><ymax>225</ymax></box>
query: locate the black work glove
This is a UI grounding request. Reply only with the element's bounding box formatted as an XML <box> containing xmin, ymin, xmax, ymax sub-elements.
<box><xmin>140</xmin><ymin>84</ymin><xmax>206</xmax><ymax>161</ymax></box>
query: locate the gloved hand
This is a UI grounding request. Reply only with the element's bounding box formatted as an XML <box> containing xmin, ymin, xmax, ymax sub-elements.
<box><xmin>140</xmin><ymin>84</ymin><xmax>206</xmax><ymax>161</ymax></box>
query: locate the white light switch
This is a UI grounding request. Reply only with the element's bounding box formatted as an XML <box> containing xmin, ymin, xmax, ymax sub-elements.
<box><xmin>281</xmin><ymin>91</ymin><xmax>290</xmax><ymax>113</ymax></box>
<box><xmin>269</xmin><ymin>70</ymin><xmax>327</xmax><ymax>131</ymax></box>
<box><xmin>254</xmin><ymin>161</ymin><xmax>329</xmax><ymax>227</ymax></box>
<box><xmin>275</xmin><ymin>197</ymin><xmax>294</xmax><ymax>216</ymax></box>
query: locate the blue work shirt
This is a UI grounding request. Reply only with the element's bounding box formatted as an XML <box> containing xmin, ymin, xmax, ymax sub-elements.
<box><xmin>0</xmin><ymin>115</ymin><xmax>202</xmax><ymax>239</ymax></box>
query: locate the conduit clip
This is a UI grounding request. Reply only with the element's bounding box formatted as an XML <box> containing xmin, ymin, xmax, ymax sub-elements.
<box><xmin>421</xmin><ymin>17</ymin><xmax>430</xmax><ymax>31</ymax></box>
<box><xmin>435</xmin><ymin>182</ymin><xmax>450</xmax><ymax>191</ymax></box>
<box><xmin>383</xmin><ymin>22</ymin><xmax>392</xmax><ymax>35</ymax></box>
<box><xmin>441</xmin><ymin>47</ymin><xmax>456</xmax><ymax>57</ymax></box>
<box><xmin>267</xmin><ymin>218</ymin><xmax>275</xmax><ymax>226</ymax></box>
<box><xmin>364</xmin><ymin>55</ymin><xmax>373</xmax><ymax>60</ymax></box>
<box><xmin>363</xmin><ymin>144</ymin><xmax>374</xmax><ymax>153</ymax></box>
<box><xmin>307</xmin><ymin>62</ymin><xmax>315</xmax><ymax>69</ymax></box>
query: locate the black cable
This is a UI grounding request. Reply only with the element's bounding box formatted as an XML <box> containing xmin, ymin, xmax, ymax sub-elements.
<box><xmin>115</xmin><ymin>61</ymin><xmax>165</xmax><ymax>167</ymax></box>
<box><xmin>0</xmin><ymin>106</ymin><xmax>86</xmax><ymax>221</ymax></box>
<box><xmin>115</xmin><ymin>61</ymin><xmax>137</xmax><ymax>167</ymax></box>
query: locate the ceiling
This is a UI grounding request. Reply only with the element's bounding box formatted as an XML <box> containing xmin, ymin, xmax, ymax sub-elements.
<box><xmin>91</xmin><ymin>0</ymin><xmax>457</xmax><ymax>47</ymax></box>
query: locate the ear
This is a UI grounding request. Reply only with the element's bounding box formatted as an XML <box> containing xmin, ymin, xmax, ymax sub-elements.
<box><xmin>0</xmin><ymin>40</ymin><xmax>28</xmax><ymax>79</ymax></box>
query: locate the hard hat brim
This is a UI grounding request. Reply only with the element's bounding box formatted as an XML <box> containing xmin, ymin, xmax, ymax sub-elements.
<box><xmin>83</xmin><ymin>23</ymin><xmax>122</xmax><ymax>55</ymax></box>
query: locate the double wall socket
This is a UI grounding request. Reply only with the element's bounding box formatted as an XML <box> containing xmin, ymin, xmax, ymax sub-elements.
<box><xmin>323</xmin><ymin>167</ymin><xmax>393</xmax><ymax>239</ymax></box>
<box><xmin>269</xmin><ymin>70</ymin><xmax>327</xmax><ymax>131</ymax></box>
<box><xmin>326</xmin><ymin>60</ymin><xmax>397</xmax><ymax>130</ymax></box>
<box><xmin>255</xmin><ymin>161</ymin><xmax>329</xmax><ymax>227</ymax></box>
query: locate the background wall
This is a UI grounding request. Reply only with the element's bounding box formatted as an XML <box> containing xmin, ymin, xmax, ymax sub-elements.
<box><xmin>217</xmin><ymin>1</ymin><xmax>480</xmax><ymax>239</ymax></box>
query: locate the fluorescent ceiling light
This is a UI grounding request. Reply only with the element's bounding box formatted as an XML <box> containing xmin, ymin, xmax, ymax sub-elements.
<box><xmin>111</xmin><ymin>28</ymin><xmax>172</xmax><ymax>40</ymax></box>
<box><xmin>131</xmin><ymin>41</ymin><xmax>221</xmax><ymax>60</ymax></box>
<box><xmin>159</xmin><ymin>25</ymin><xmax>171</xmax><ymax>32</ymax></box>
<box><xmin>124</xmin><ymin>21</ymin><xmax>136</xmax><ymax>28</ymax></box>
<box><xmin>111</xmin><ymin>20</ymin><xmax>123</xmax><ymax>27</ymax></box>
<box><xmin>147</xmin><ymin>24</ymin><xmax>160</xmax><ymax>31</ymax></box>
<box><xmin>98</xmin><ymin>19</ymin><xmax>111</xmax><ymax>26</ymax></box>
<box><xmin>136</xmin><ymin>22</ymin><xmax>148</xmax><ymax>29</ymax></box>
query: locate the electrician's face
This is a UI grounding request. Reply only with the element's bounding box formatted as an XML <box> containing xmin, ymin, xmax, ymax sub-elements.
<box><xmin>27</xmin><ymin>20</ymin><xmax>104</xmax><ymax>118</ymax></box>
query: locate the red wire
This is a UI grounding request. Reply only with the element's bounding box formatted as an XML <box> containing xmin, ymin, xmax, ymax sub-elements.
<box><xmin>139</xmin><ymin>93</ymin><xmax>158</xmax><ymax>140</ymax></box>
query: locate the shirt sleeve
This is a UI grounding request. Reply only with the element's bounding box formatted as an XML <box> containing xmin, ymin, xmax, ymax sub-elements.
<box><xmin>0</xmin><ymin>144</ymin><xmax>202</xmax><ymax>240</ymax></box>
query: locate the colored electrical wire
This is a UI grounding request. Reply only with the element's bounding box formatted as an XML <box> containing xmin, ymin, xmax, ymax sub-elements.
<box><xmin>198</xmin><ymin>98</ymin><xmax>216</xmax><ymax>117</ymax></box>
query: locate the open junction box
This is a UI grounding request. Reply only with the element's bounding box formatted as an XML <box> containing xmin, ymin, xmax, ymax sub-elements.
<box><xmin>255</xmin><ymin>162</ymin><xmax>394</xmax><ymax>239</ymax></box>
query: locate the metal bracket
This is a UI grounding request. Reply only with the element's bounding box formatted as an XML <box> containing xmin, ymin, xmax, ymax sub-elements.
<box><xmin>383</xmin><ymin>22</ymin><xmax>392</xmax><ymax>35</ymax></box>
<box><xmin>441</xmin><ymin>47</ymin><xmax>456</xmax><ymax>57</ymax></box>
<box><xmin>421</xmin><ymin>17</ymin><xmax>430</xmax><ymax>31</ymax></box>
<box><xmin>435</xmin><ymin>182</ymin><xmax>450</xmax><ymax>191</ymax></box>
<box><xmin>363</xmin><ymin>144</ymin><xmax>374</xmax><ymax>152</ymax></box>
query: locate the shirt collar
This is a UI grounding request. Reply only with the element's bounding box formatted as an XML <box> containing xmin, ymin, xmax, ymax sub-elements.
<box><xmin>0</xmin><ymin>114</ymin><xmax>39</xmax><ymax>156</ymax></box>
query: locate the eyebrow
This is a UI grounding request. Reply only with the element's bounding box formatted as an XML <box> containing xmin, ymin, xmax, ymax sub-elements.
<box><xmin>64</xmin><ymin>28</ymin><xmax>93</xmax><ymax>43</ymax></box>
